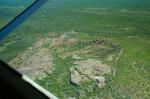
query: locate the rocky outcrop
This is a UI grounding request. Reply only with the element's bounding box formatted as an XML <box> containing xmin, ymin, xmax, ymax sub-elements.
<box><xmin>70</xmin><ymin>59</ymin><xmax>113</xmax><ymax>88</ymax></box>
<box><xmin>72</xmin><ymin>55</ymin><xmax>82</xmax><ymax>60</ymax></box>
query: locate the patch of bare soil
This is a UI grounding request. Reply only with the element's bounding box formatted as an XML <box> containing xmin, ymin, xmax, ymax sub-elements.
<box><xmin>60</xmin><ymin>49</ymin><xmax>91</xmax><ymax>58</ymax></box>
<box><xmin>9</xmin><ymin>40</ymin><xmax>53</xmax><ymax>80</ymax></box>
<box><xmin>50</xmin><ymin>35</ymin><xmax>65</xmax><ymax>47</ymax></box>
<box><xmin>50</xmin><ymin>33</ymin><xmax>79</xmax><ymax>48</ymax></box>
<box><xmin>66</xmin><ymin>38</ymin><xmax>79</xmax><ymax>46</ymax></box>
<box><xmin>48</xmin><ymin>32</ymin><xmax>60</xmax><ymax>38</ymax></box>
<box><xmin>34</xmin><ymin>38</ymin><xmax>43</xmax><ymax>48</ymax></box>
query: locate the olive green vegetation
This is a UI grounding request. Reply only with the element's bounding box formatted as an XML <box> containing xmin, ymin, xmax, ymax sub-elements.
<box><xmin>0</xmin><ymin>0</ymin><xmax>150</xmax><ymax>98</ymax></box>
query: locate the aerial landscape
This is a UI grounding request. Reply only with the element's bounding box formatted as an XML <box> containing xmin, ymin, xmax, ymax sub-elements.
<box><xmin>0</xmin><ymin>0</ymin><xmax>150</xmax><ymax>98</ymax></box>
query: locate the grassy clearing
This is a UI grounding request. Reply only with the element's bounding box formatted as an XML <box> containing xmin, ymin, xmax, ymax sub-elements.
<box><xmin>112</xmin><ymin>35</ymin><xmax>150</xmax><ymax>98</ymax></box>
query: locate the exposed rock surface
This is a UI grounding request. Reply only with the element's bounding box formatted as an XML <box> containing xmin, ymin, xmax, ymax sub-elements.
<box><xmin>70</xmin><ymin>59</ymin><xmax>112</xmax><ymax>87</ymax></box>
<box><xmin>72</xmin><ymin>55</ymin><xmax>82</xmax><ymax>60</ymax></box>
<box><xmin>68</xmin><ymin>97</ymin><xmax>76</xmax><ymax>99</ymax></box>
<box><xmin>71</xmin><ymin>70</ymin><xmax>82</xmax><ymax>85</ymax></box>
<box><xmin>92</xmin><ymin>76</ymin><xmax>105</xmax><ymax>88</ymax></box>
